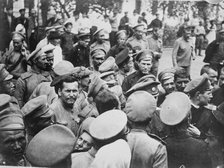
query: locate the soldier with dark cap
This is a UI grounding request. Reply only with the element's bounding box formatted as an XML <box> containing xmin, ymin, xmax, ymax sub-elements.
<box><xmin>0</xmin><ymin>32</ymin><xmax>29</xmax><ymax>79</ymax></box>
<box><xmin>125</xmin><ymin>74</ymin><xmax>160</xmax><ymax>99</ymax></box>
<box><xmin>26</xmin><ymin>124</ymin><xmax>76</xmax><ymax>168</ymax></box>
<box><xmin>21</xmin><ymin>95</ymin><xmax>53</xmax><ymax>140</ymax></box>
<box><xmin>125</xmin><ymin>91</ymin><xmax>168</xmax><ymax>168</ymax></box>
<box><xmin>126</xmin><ymin>24</ymin><xmax>148</xmax><ymax>51</ymax></box>
<box><xmin>184</xmin><ymin>75</ymin><xmax>214</xmax><ymax>137</ymax></box>
<box><xmin>0</xmin><ymin>64</ymin><xmax>15</xmax><ymax>96</ymax></box>
<box><xmin>160</xmin><ymin>92</ymin><xmax>212</xmax><ymax>168</ymax></box>
<box><xmin>174</xmin><ymin>67</ymin><xmax>190</xmax><ymax>92</ymax></box>
<box><xmin>122</xmin><ymin>49</ymin><xmax>154</xmax><ymax>93</ymax></box>
<box><xmin>157</xmin><ymin>68</ymin><xmax>176</xmax><ymax>106</ymax></box>
<box><xmin>115</xmin><ymin>48</ymin><xmax>133</xmax><ymax>85</ymax></box>
<box><xmin>0</xmin><ymin>94</ymin><xmax>27</xmax><ymax>166</ymax></box>
<box><xmin>14</xmin><ymin>44</ymin><xmax>55</xmax><ymax>107</ymax></box>
<box><xmin>69</xmin><ymin>30</ymin><xmax>91</xmax><ymax>67</ymax></box>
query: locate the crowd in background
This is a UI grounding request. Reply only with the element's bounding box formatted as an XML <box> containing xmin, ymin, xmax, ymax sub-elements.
<box><xmin>0</xmin><ymin>6</ymin><xmax>224</xmax><ymax>168</ymax></box>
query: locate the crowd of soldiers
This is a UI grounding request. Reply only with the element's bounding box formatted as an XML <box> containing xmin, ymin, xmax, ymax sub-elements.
<box><xmin>0</xmin><ymin>6</ymin><xmax>224</xmax><ymax>168</ymax></box>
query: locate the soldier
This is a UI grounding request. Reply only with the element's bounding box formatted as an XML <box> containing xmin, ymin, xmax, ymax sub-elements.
<box><xmin>174</xmin><ymin>67</ymin><xmax>190</xmax><ymax>92</ymax></box>
<box><xmin>126</xmin><ymin>24</ymin><xmax>148</xmax><ymax>51</ymax></box>
<box><xmin>106</xmin><ymin>30</ymin><xmax>128</xmax><ymax>58</ymax></box>
<box><xmin>115</xmin><ymin>48</ymin><xmax>133</xmax><ymax>85</ymax></box>
<box><xmin>0</xmin><ymin>64</ymin><xmax>15</xmax><ymax>96</ymax></box>
<box><xmin>125</xmin><ymin>91</ymin><xmax>168</xmax><ymax>168</ymax></box>
<box><xmin>50</xmin><ymin>74</ymin><xmax>80</xmax><ymax>135</ymax></box>
<box><xmin>14</xmin><ymin>44</ymin><xmax>55</xmax><ymax>107</ymax></box>
<box><xmin>122</xmin><ymin>50</ymin><xmax>154</xmax><ymax>93</ymax></box>
<box><xmin>0</xmin><ymin>32</ymin><xmax>28</xmax><ymax>79</ymax></box>
<box><xmin>90</xmin><ymin>29</ymin><xmax>110</xmax><ymax>54</ymax></box>
<box><xmin>74</xmin><ymin>117</ymin><xmax>95</xmax><ymax>152</ymax></box>
<box><xmin>90</xmin><ymin>48</ymin><xmax>106</xmax><ymax>72</ymax></box>
<box><xmin>0</xmin><ymin>94</ymin><xmax>27</xmax><ymax>166</ymax></box>
<box><xmin>26</xmin><ymin>124</ymin><xmax>76</xmax><ymax>168</ymax></box>
<box><xmin>125</xmin><ymin>74</ymin><xmax>160</xmax><ymax>99</ymax></box>
<box><xmin>184</xmin><ymin>75</ymin><xmax>214</xmax><ymax>138</ymax></box>
<box><xmin>200</xmin><ymin>64</ymin><xmax>218</xmax><ymax>89</ymax></box>
<box><xmin>157</xmin><ymin>68</ymin><xmax>176</xmax><ymax>106</ymax></box>
<box><xmin>72</xmin><ymin>109</ymin><xmax>129</xmax><ymax>168</ymax></box>
<box><xmin>36</xmin><ymin>26</ymin><xmax>55</xmax><ymax>49</ymax></box>
<box><xmin>21</xmin><ymin>95</ymin><xmax>53</xmax><ymax>140</ymax></box>
<box><xmin>69</xmin><ymin>30</ymin><xmax>91</xmax><ymax>67</ymax></box>
<box><xmin>147</xmin><ymin>26</ymin><xmax>163</xmax><ymax>77</ymax></box>
<box><xmin>160</xmin><ymin>92</ymin><xmax>212</xmax><ymax>168</ymax></box>
<box><xmin>29</xmin><ymin>60</ymin><xmax>75</xmax><ymax>104</ymax></box>
<box><xmin>172</xmin><ymin>25</ymin><xmax>195</xmax><ymax>77</ymax></box>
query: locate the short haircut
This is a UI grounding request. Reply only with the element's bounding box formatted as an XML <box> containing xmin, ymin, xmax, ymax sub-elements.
<box><xmin>47</xmin><ymin>31</ymin><xmax>61</xmax><ymax>41</ymax></box>
<box><xmin>94</xmin><ymin>88</ymin><xmax>119</xmax><ymax>115</ymax></box>
<box><xmin>64</xmin><ymin>22</ymin><xmax>72</xmax><ymax>28</ymax></box>
<box><xmin>54</xmin><ymin>75</ymin><xmax>78</xmax><ymax>94</ymax></box>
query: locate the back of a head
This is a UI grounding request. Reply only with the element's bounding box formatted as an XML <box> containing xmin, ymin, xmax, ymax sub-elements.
<box><xmin>90</xmin><ymin>139</ymin><xmax>131</xmax><ymax>168</ymax></box>
<box><xmin>94</xmin><ymin>88</ymin><xmax>120</xmax><ymax>114</ymax></box>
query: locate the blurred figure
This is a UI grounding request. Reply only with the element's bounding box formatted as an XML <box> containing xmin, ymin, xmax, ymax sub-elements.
<box><xmin>2</xmin><ymin>7</ymin><xmax>15</xmax><ymax>51</ymax></box>
<box><xmin>109</xmin><ymin>9</ymin><xmax>119</xmax><ymax>46</ymax></box>
<box><xmin>149</xmin><ymin>13</ymin><xmax>162</xmax><ymax>29</ymax></box>
<box><xmin>106</xmin><ymin>30</ymin><xmax>128</xmax><ymax>59</ymax></box>
<box><xmin>206</xmin><ymin>20</ymin><xmax>216</xmax><ymax>44</ymax></box>
<box><xmin>65</xmin><ymin>10</ymin><xmax>81</xmax><ymax>35</ymax></box>
<box><xmin>61</xmin><ymin>22</ymin><xmax>77</xmax><ymax>61</ymax></box>
<box><xmin>0</xmin><ymin>32</ymin><xmax>28</xmax><ymax>79</ymax></box>
<box><xmin>0</xmin><ymin>64</ymin><xmax>15</xmax><ymax>96</ymax></box>
<box><xmin>27</xmin><ymin>9</ymin><xmax>38</xmax><ymax>51</ymax></box>
<box><xmin>204</xmin><ymin>28</ymin><xmax>224</xmax><ymax>76</ymax></box>
<box><xmin>172</xmin><ymin>25</ymin><xmax>195</xmax><ymax>77</ymax></box>
<box><xmin>119</xmin><ymin>11</ymin><xmax>129</xmax><ymax>30</ymax></box>
<box><xmin>14</xmin><ymin>9</ymin><xmax>29</xmax><ymax>34</ymax></box>
<box><xmin>69</xmin><ymin>30</ymin><xmax>90</xmax><ymax>67</ymax></box>
<box><xmin>195</xmin><ymin>21</ymin><xmax>206</xmax><ymax>56</ymax></box>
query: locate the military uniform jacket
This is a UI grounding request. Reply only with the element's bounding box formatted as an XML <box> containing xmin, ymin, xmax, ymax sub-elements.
<box><xmin>122</xmin><ymin>70</ymin><xmax>145</xmax><ymax>93</ymax></box>
<box><xmin>14</xmin><ymin>69</ymin><xmax>52</xmax><ymax>107</ymax></box>
<box><xmin>126</xmin><ymin>36</ymin><xmax>149</xmax><ymax>51</ymax></box>
<box><xmin>50</xmin><ymin>99</ymin><xmax>79</xmax><ymax>135</ymax></box>
<box><xmin>164</xmin><ymin>131</ymin><xmax>212</xmax><ymax>168</ymax></box>
<box><xmin>127</xmin><ymin>129</ymin><xmax>168</xmax><ymax>168</ymax></box>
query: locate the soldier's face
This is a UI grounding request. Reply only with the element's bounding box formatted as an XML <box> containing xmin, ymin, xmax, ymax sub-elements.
<box><xmin>162</xmin><ymin>78</ymin><xmax>176</xmax><ymax>94</ymax></box>
<box><xmin>175</xmin><ymin>78</ymin><xmax>190</xmax><ymax>92</ymax></box>
<box><xmin>0</xmin><ymin>130</ymin><xmax>26</xmax><ymax>162</ymax></box>
<box><xmin>92</xmin><ymin>55</ymin><xmax>105</xmax><ymax>70</ymax></box>
<box><xmin>208</xmin><ymin>69</ymin><xmax>218</xmax><ymax>86</ymax></box>
<box><xmin>74</xmin><ymin>132</ymin><xmax>93</xmax><ymax>151</ymax></box>
<box><xmin>59</xmin><ymin>82</ymin><xmax>79</xmax><ymax>107</ymax></box>
<box><xmin>46</xmin><ymin>52</ymin><xmax>54</xmax><ymax>70</ymax></box>
<box><xmin>80</xmin><ymin>76</ymin><xmax>90</xmax><ymax>89</ymax></box>
<box><xmin>135</xmin><ymin>26</ymin><xmax>145</xmax><ymax>39</ymax></box>
<box><xmin>35</xmin><ymin>54</ymin><xmax>49</xmax><ymax>71</ymax></box>
<box><xmin>117</xmin><ymin>34</ymin><xmax>127</xmax><ymax>45</ymax></box>
<box><xmin>2</xmin><ymin>79</ymin><xmax>15</xmax><ymax>96</ymax></box>
<box><xmin>80</xmin><ymin>38</ymin><xmax>90</xmax><ymax>47</ymax></box>
<box><xmin>198</xmin><ymin>89</ymin><xmax>213</xmax><ymax>106</ymax></box>
<box><xmin>13</xmin><ymin>39</ymin><xmax>23</xmax><ymax>51</ymax></box>
<box><xmin>138</xmin><ymin>59</ymin><xmax>152</xmax><ymax>75</ymax></box>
